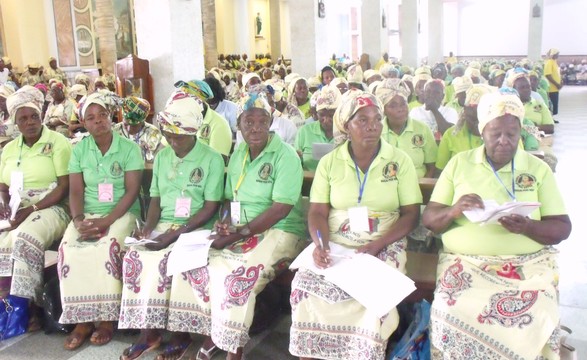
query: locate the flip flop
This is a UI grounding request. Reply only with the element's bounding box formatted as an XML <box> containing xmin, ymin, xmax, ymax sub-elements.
<box><xmin>194</xmin><ymin>344</ymin><xmax>219</xmax><ymax>360</ymax></box>
<box><xmin>120</xmin><ymin>336</ymin><xmax>162</xmax><ymax>360</ymax></box>
<box><xmin>155</xmin><ymin>341</ymin><xmax>192</xmax><ymax>360</ymax></box>
<box><xmin>64</xmin><ymin>324</ymin><xmax>95</xmax><ymax>351</ymax></box>
<box><xmin>90</xmin><ymin>323</ymin><xmax>114</xmax><ymax>346</ymax></box>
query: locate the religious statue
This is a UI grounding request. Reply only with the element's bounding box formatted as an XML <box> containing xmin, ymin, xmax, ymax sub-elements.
<box><xmin>256</xmin><ymin>12</ymin><xmax>262</xmax><ymax>36</ymax></box>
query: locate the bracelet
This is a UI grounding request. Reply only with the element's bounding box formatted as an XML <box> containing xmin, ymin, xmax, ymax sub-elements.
<box><xmin>72</xmin><ymin>214</ymin><xmax>84</xmax><ymax>222</ymax></box>
<box><xmin>32</xmin><ymin>204</ymin><xmax>39</xmax><ymax>212</ymax></box>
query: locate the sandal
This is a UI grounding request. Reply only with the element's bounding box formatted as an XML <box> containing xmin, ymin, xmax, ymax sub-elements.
<box><xmin>155</xmin><ymin>340</ymin><xmax>192</xmax><ymax>360</ymax></box>
<box><xmin>90</xmin><ymin>322</ymin><xmax>114</xmax><ymax>346</ymax></box>
<box><xmin>195</xmin><ymin>344</ymin><xmax>220</xmax><ymax>360</ymax></box>
<box><xmin>120</xmin><ymin>336</ymin><xmax>162</xmax><ymax>360</ymax></box>
<box><xmin>64</xmin><ymin>323</ymin><xmax>95</xmax><ymax>350</ymax></box>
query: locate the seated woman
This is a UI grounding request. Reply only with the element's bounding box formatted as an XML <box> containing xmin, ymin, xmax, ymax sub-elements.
<box><xmin>0</xmin><ymin>86</ymin><xmax>72</xmax><ymax>330</ymax></box>
<box><xmin>58</xmin><ymin>91</ymin><xmax>144</xmax><ymax>350</ymax></box>
<box><xmin>195</xmin><ymin>92</ymin><xmax>306</xmax><ymax>360</ymax></box>
<box><xmin>294</xmin><ymin>84</ymin><xmax>340</xmax><ymax>171</ymax></box>
<box><xmin>289</xmin><ymin>91</ymin><xmax>422</xmax><ymax>360</ymax></box>
<box><xmin>422</xmin><ymin>91</ymin><xmax>571</xmax><ymax>359</ymax></box>
<box><xmin>376</xmin><ymin>78</ymin><xmax>437</xmax><ymax>178</ymax></box>
<box><xmin>288</xmin><ymin>77</ymin><xmax>312</xmax><ymax>120</ymax></box>
<box><xmin>119</xmin><ymin>93</ymin><xmax>224</xmax><ymax>360</ymax></box>
<box><xmin>43</xmin><ymin>81</ymin><xmax>75</xmax><ymax>136</ymax></box>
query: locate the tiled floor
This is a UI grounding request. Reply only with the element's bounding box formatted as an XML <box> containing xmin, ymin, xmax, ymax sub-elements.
<box><xmin>1</xmin><ymin>87</ymin><xmax>586</xmax><ymax>359</ymax></box>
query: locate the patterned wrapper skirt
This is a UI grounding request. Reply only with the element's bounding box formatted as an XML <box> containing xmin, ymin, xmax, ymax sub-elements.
<box><xmin>289</xmin><ymin>210</ymin><xmax>404</xmax><ymax>360</ymax></box>
<box><xmin>58</xmin><ymin>212</ymin><xmax>136</xmax><ymax>324</ymax></box>
<box><xmin>118</xmin><ymin>223</ymin><xmax>210</xmax><ymax>332</ymax></box>
<box><xmin>0</xmin><ymin>190</ymin><xmax>70</xmax><ymax>304</ymax></box>
<box><xmin>430</xmin><ymin>247</ymin><xmax>561</xmax><ymax>360</ymax></box>
<box><xmin>186</xmin><ymin>228</ymin><xmax>305</xmax><ymax>353</ymax></box>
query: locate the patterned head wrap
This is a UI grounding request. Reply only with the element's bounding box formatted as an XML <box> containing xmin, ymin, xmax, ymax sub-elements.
<box><xmin>0</xmin><ymin>84</ymin><xmax>15</xmax><ymax>99</ymax></box>
<box><xmin>237</xmin><ymin>91</ymin><xmax>272</xmax><ymax>121</ymax></box>
<box><xmin>468</xmin><ymin>61</ymin><xmax>481</xmax><ymax>70</ymax></box>
<box><xmin>504</xmin><ymin>67</ymin><xmax>529</xmax><ymax>88</ymax></box>
<box><xmin>452</xmin><ymin>76</ymin><xmax>473</xmax><ymax>94</ymax></box>
<box><xmin>380</xmin><ymin>64</ymin><xmax>399</xmax><ymax>79</ymax></box>
<box><xmin>368</xmin><ymin>81</ymin><xmax>381</xmax><ymax>95</ymax></box>
<box><xmin>415</xmin><ymin>66</ymin><xmax>432</xmax><ymax>76</ymax></box>
<box><xmin>346</xmin><ymin>64</ymin><xmax>364</xmax><ymax>83</ymax></box>
<box><xmin>50</xmin><ymin>80</ymin><xmax>67</xmax><ymax>96</ymax></box>
<box><xmin>158</xmin><ymin>91</ymin><xmax>204</xmax><ymax>135</ymax></box>
<box><xmin>477</xmin><ymin>87</ymin><xmax>524</xmax><ymax>134</ymax></box>
<box><xmin>34</xmin><ymin>83</ymin><xmax>48</xmax><ymax>95</ymax></box>
<box><xmin>412</xmin><ymin>73</ymin><xmax>432</xmax><ymax>86</ymax></box>
<box><xmin>69</xmin><ymin>84</ymin><xmax>87</xmax><ymax>99</ymax></box>
<box><xmin>207</xmin><ymin>70</ymin><xmax>222</xmax><ymax>82</ymax></box>
<box><xmin>465</xmin><ymin>67</ymin><xmax>481</xmax><ymax>79</ymax></box>
<box><xmin>74</xmin><ymin>73</ymin><xmax>90</xmax><ymax>88</ymax></box>
<box><xmin>174</xmin><ymin>79</ymin><xmax>213</xmax><ymax>101</ymax></box>
<box><xmin>401</xmin><ymin>74</ymin><xmax>414</xmax><ymax>86</ymax></box>
<box><xmin>48</xmin><ymin>56</ymin><xmax>57</xmax><ymax>63</ymax></box>
<box><xmin>375</xmin><ymin>78</ymin><xmax>411</xmax><ymax>105</ymax></box>
<box><xmin>7</xmin><ymin>85</ymin><xmax>45</xmax><ymax>118</ymax></box>
<box><xmin>465</xmin><ymin>84</ymin><xmax>495</xmax><ymax>107</ymax></box>
<box><xmin>80</xmin><ymin>90</ymin><xmax>122</xmax><ymax>120</ymax></box>
<box><xmin>242</xmin><ymin>73</ymin><xmax>262</xmax><ymax>88</ymax></box>
<box><xmin>547</xmin><ymin>48</ymin><xmax>559</xmax><ymax>57</ymax></box>
<box><xmin>333</xmin><ymin>91</ymin><xmax>382</xmax><ymax>145</ymax></box>
<box><xmin>122</xmin><ymin>96</ymin><xmax>151</xmax><ymax>125</ymax></box>
<box><xmin>363</xmin><ymin>69</ymin><xmax>378</xmax><ymax>81</ymax></box>
<box><xmin>315</xmin><ymin>85</ymin><xmax>342</xmax><ymax>111</ymax></box>
<box><xmin>28</xmin><ymin>63</ymin><xmax>41</xmax><ymax>70</ymax></box>
<box><xmin>489</xmin><ymin>69</ymin><xmax>506</xmax><ymax>80</ymax></box>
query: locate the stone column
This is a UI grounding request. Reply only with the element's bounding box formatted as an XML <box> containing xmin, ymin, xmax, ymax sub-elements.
<box><xmin>427</xmin><ymin>0</ymin><xmax>443</xmax><ymax>65</ymax></box>
<box><xmin>233</xmin><ymin>0</ymin><xmax>252</xmax><ymax>57</ymax></box>
<box><xmin>527</xmin><ymin>0</ymin><xmax>544</xmax><ymax>61</ymax></box>
<box><xmin>134</xmin><ymin>0</ymin><xmax>205</xmax><ymax>113</ymax></box>
<box><xmin>361</xmin><ymin>0</ymin><xmax>386</xmax><ymax>69</ymax></box>
<box><xmin>290</xmin><ymin>0</ymin><xmax>329</xmax><ymax>77</ymax></box>
<box><xmin>400</xmin><ymin>0</ymin><xmax>419</xmax><ymax>67</ymax></box>
<box><xmin>269</xmin><ymin>0</ymin><xmax>282</xmax><ymax>61</ymax></box>
<box><xmin>201</xmin><ymin>0</ymin><xmax>218</xmax><ymax>70</ymax></box>
<box><xmin>94</xmin><ymin>0</ymin><xmax>117</xmax><ymax>74</ymax></box>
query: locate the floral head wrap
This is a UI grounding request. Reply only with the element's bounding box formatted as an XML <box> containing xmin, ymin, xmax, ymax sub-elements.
<box><xmin>346</xmin><ymin>64</ymin><xmax>364</xmax><ymax>83</ymax></box>
<box><xmin>174</xmin><ymin>79</ymin><xmax>213</xmax><ymax>101</ymax></box>
<box><xmin>69</xmin><ymin>84</ymin><xmax>87</xmax><ymax>99</ymax></box>
<box><xmin>368</xmin><ymin>80</ymin><xmax>381</xmax><ymax>95</ymax></box>
<box><xmin>477</xmin><ymin>87</ymin><xmax>524</xmax><ymax>134</ymax></box>
<box><xmin>465</xmin><ymin>84</ymin><xmax>495</xmax><ymax>107</ymax></box>
<box><xmin>7</xmin><ymin>85</ymin><xmax>44</xmax><ymax>118</ymax></box>
<box><xmin>375</xmin><ymin>78</ymin><xmax>411</xmax><ymax>105</ymax></box>
<box><xmin>315</xmin><ymin>84</ymin><xmax>342</xmax><ymax>111</ymax></box>
<box><xmin>80</xmin><ymin>90</ymin><xmax>122</xmax><ymax>120</ymax></box>
<box><xmin>158</xmin><ymin>91</ymin><xmax>204</xmax><ymax>135</ymax></box>
<box><xmin>333</xmin><ymin>91</ymin><xmax>382</xmax><ymax>145</ymax></box>
<box><xmin>380</xmin><ymin>64</ymin><xmax>399</xmax><ymax>79</ymax></box>
<box><xmin>237</xmin><ymin>91</ymin><xmax>272</xmax><ymax>121</ymax></box>
<box><xmin>452</xmin><ymin>76</ymin><xmax>473</xmax><ymax>94</ymax></box>
<box><xmin>122</xmin><ymin>96</ymin><xmax>151</xmax><ymax>125</ymax></box>
<box><xmin>504</xmin><ymin>67</ymin><xmax>529</xmax><ymax>88</ymax></box>
<box><xmin>50</xmin><ymin>80</ymin><xmax>67</xmax><ymax>96</ymax></box>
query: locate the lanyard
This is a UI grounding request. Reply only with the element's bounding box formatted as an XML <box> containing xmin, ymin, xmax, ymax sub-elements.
<box><xmin>350</xmin><ymin>144</ymin><xmax>380</xmax><ymax>205</ymax></box>
<box><xmin>233</xmin><ymin>151</ymin><xmax>249</xmax><ymax>200</ymax></box>
<box><xmin>487</xmin><ymin>156</ymin><xmax>516</xmax><ymax>201</ymax></box>
<box><xmin>16</xmin><ymin>139</ymin><xmax>25</xmax><ymax>167</ymax></box>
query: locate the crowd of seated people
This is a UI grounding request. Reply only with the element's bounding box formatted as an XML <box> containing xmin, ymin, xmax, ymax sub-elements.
<box><xmin>0</xmin><ymin>48</ymin><xmax>572</xmax><ymax>360</ymax></box>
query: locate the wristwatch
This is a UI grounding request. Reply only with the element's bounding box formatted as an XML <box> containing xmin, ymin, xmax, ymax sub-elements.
<box><xmin>239</xmin><ymin>226</ymin><xmax>251</xmax><ymax>237</ymax></box>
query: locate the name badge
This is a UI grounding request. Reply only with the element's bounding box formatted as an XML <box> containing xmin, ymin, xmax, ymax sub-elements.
<box><xmin>348</xmin><ymin>206</ymin><xmax>370</xmax><ymax>232</ymax></box>
<box><xmin>10</xmin><ymin>171</ymin><xmax>24</xmax><ymax>194</ymax></box>
<box><xmin>175</xmin><ymin>197</ymin><xmax>191</xmax><ymax>218</ymax></box>
<box><xmin>98</xmin><ymin>183</ymin><xmax>114</xmax><ymax>203</ymax></box>
<box><xmin>231</xmin><ymin>201</ymin><xmax>241</xmax><ymax>225</ymax></box>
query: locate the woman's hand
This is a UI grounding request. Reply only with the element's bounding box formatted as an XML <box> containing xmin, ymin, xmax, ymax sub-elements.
<box><xmin>213</xmin><ymin>219</ymin><xmax>233</xmax><ymax>236</ymax></box>
<box><xmin>498</xmin><ymin>214</ymin><xmax>530</xmax><ymax>235</ymax></box>
<box><xmin>208</xmin><ymin>232</ymin><xmax>242</xmax><ymax>250</ymax></box>
<box><xmin>355</xmin><ymin>240</ymin><xmax>385</xmax><ymax>257</ymax></box>
<box><xmin>0</xmin><ymin>202</ymin><xmax>12</xmax><ymax>220</ymax></box>
<box><xmin>312</xmin><ymin>244</ymin><xmax>331</xmax><ymax>269</ymax></box>
<box><xmin>76</xmin><ymin>218</ymin><xmax>111</xmax><ymax>241</ymax></box>
<box><xmin>449</xmin><ymin>194</ymin><xmax>484</xmax><ymax>219</ymax></box>
<box><xmin>9</xmin><ymin>206</ymin><xmax>34</xmax><ymax>228</ymax></box>
<box><xmin>145</xmin><ymin>231</ymin><xmax>176</xmax><ymax>251</ymax></box>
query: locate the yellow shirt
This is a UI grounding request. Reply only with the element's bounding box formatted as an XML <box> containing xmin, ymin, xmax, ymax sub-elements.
<box><xmin>431</xmin><ymin>146</ymin><xmax>567</xmax><ymax>255</ymax></box>
<box><xmin>544</xmin><ymin>59</ymin><xmax>561</xmax><ymax>93</ymax></box>
<box><xmin>435</xmin><ymin>125</ymin><xmax>483</xmax><ymax>170</ymax></box>
<box><xmin>0</xmin><ymin>126</ymin><xmax>72</xmax><ymax>189</ymax></box>
<box><xmin>524</xmin><ymin>99</ymin><xmax>554</xmax><ymax>126</ymax></box>
<box><xmin>311</xmin><ymin>140</ymin><xmax>422</xmax><ymax>211</ymax></box>
<box><xmin>381</xmin><ymin>118</ymin><xmax>437</xmax><ymax>178</ymax></box>
<box><xmin>197</xmin><ymin>107</ymin><xmax>233</xmax><ymax>156</ymax></box>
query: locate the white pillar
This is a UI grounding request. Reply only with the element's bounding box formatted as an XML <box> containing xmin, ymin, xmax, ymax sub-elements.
<box><xmin>428</xmin><ymin>0</ymin><xmax>443</xmax><ymax>65</ymax></box>
<box><xmin>361</xmin><ymin>0</ymin><xmax>387</xmax><ymax>68</ymax></box>
<box><xmin>269</xmin><ymin>0</ymin><xmax>282</xmax><ymax>61</ymax></box>
<box><xmin>233</xmin><ymin>0</ymin><xmax>252</xmax><ymax>57</ymax></box>
<box><xmin>527</xmin><ymin>0</ymin><xmax>544</xmax><ymax>61</ymax></box>
<box><xmin>134</xmin><ymin>0</ymin><xmax>205</xmax><ymax>113</ymax></box>
<box><xmin>400</xmin><ymin>0</ymin><xmax>419</xmax><ymax>67</ymax></box>
<box><xmin>289</xmin><ymin>0</ymin><xmax>329</xmax><ymax>77</ymax></box>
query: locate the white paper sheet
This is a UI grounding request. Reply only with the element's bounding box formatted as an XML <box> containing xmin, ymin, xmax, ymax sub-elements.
<box><xmin>0</xmin><ymin>192</ymin><xmax>22</xmax><ymax>229</ymax></box>
<box><xmin>290</xmin><ymin>243</ymin><xmax>416</xmax><ymax>317</ymax></box>
<box><xmin>166</xmin><ymin>230</ymin><xmax>213</xmax><ymax>276</ymax></box>
<box><xmin>124</xmin><ymin>237</ymin><xmax>157</xmax><ymax>246</ymax></box>
<box><xmin>312</xmin><ymin>143</ymin><xmax>334</xmax><ymax>160</ymax></box>
<box><xmin>463</xmin><ymin>200</ymin><xmax>541</xmax><ymax>225</ymax></box>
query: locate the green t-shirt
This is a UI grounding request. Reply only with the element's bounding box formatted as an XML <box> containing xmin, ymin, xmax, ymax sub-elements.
<box><xmin>197</xmin><ymin>107</ymin><xmax>233</xmax><ymax>156</ymax></box>
<box><xmin>0</xmin><ymin>126</ymin><xmax>71</xmax><ymax>190</ymax></box>
<box><xmin>524</xmin><ymin>99</ymin><xmax>554</xmax><ymax>126</ymax></box>
<box><xmin>431</xmin><ymin>146</ymin><xmax>567</xmax><ymax>255</ymax></box>
<box><xmin>68</xmin><ymin>132</ymin><xmax>144</xmax><ymax>215</ymax></box>
<box><xmin>225</xmin><ymin>134</ymin><xmax>305</xmax><ymax>237</ymax></box>
<box><xmin>381</xmin><ymin>118</ymin><xmax>437</xmax><ymax>178</ymax></box>
<box><xmin>436</xmin><ymin>125</ymin><xmax>483</xmax><ymax>170</ymax></box>
<box><xmin>150</xmin><ymin>141</ymin><xmax>224</xmax><ymax>226</ymax></box>
<box><xmin>311</xmin><ymin>140</ymin><xmax>422</xmax><ymax>211</ymax></box>
<box><xmin>297</xmin><ymin>99</ymin><xmax>312</xmax><ymax>120</ymax></box>
<box><xmin>294</xmin><ymin>121</ymin><xmax>333</xmax><ymax>171</ymax></box>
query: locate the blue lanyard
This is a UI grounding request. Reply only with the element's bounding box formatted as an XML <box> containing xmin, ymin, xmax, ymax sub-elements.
<box><xmin>487</xmin><ymin>157</ymin><xmax>516</xmax><ymax>201</ymax></box>
<box><xmin>350</xmin><ymin>144</ymin><xmax>380</xmax><ymax>205</ymax></box>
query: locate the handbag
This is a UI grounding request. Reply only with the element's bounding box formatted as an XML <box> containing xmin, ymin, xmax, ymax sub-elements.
<box><xmin>389</xmin><ymin>300</ymin><xmax>431</xmax><ymax>360</ymax></box>
<box><xmin>0</xmin><ymin>295</ymin><xmax>29</xmax><ymax>340</ymax></box>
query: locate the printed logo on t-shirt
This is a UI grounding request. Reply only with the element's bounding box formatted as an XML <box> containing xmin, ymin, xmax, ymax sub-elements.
<box><xmin>533</xmin><ymin>104</ymin><xmax>543</xmax><ymax>113</ymax></box>
<box><xmin>411</xmin><ymin>134</ymin><xmax>424</xmax><ymax>148</ymax></box>
<box><xmin>515</xmin><ymin>173</ymin><xmax>536</xmax><ymax>191</ymax></box>
<box><xmin>199</xmin><ymin>124</ymin><xmax>211</xmax><ymax>139</ymax></box>
<box><xmin>382</xmin><ymin>162</ymin><xmax>398</xmax><ymax>182</ymax></box>
<box><xmin>190</xmin><ymin>167</ymin><xmax>204</xmax><ymax>184</ymax></box>
<box><xmin>110</xmin><ymin>161</ymin><xmax>123</xmax><ymax>177</ymax></box>
<box><xmin>257</xmin><ymin>162</ymin><xmax>273</xmax><ymax>183</ymax></box>
<box><xmin>40</xmin><ymin>142</ymin><xmax>53</xmax><ymax>156</ymax></box>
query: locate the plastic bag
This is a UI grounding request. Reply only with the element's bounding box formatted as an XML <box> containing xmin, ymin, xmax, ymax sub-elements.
<box><xmin>42</xmin><ymin>277</ymin><xmax>74</xmax><ymax>334</ymax></box>
<box><xmin>389</xmin><ymin>300</ymin><xmax>431</xmax><ymax>360</ymax></box>
<box><xmin>0</xmin><ymin>295</ymin><xmax>29</xmax><ymax>340</ymax></box>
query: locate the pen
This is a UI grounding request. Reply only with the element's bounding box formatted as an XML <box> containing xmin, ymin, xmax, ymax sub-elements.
<box><xmin>316</xmin><ymin>229</ymin><xmax>324</xmax><ymax>249</ymax></box>
<box><xmin>221</xmin><ymin>209</ymin><xmax>229</xmax><ymax>223</ymax></box>
<box><xmin>316</xmin><ymin>230</ymin><xmax>352</xmax><ymax>259</ymax></box>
